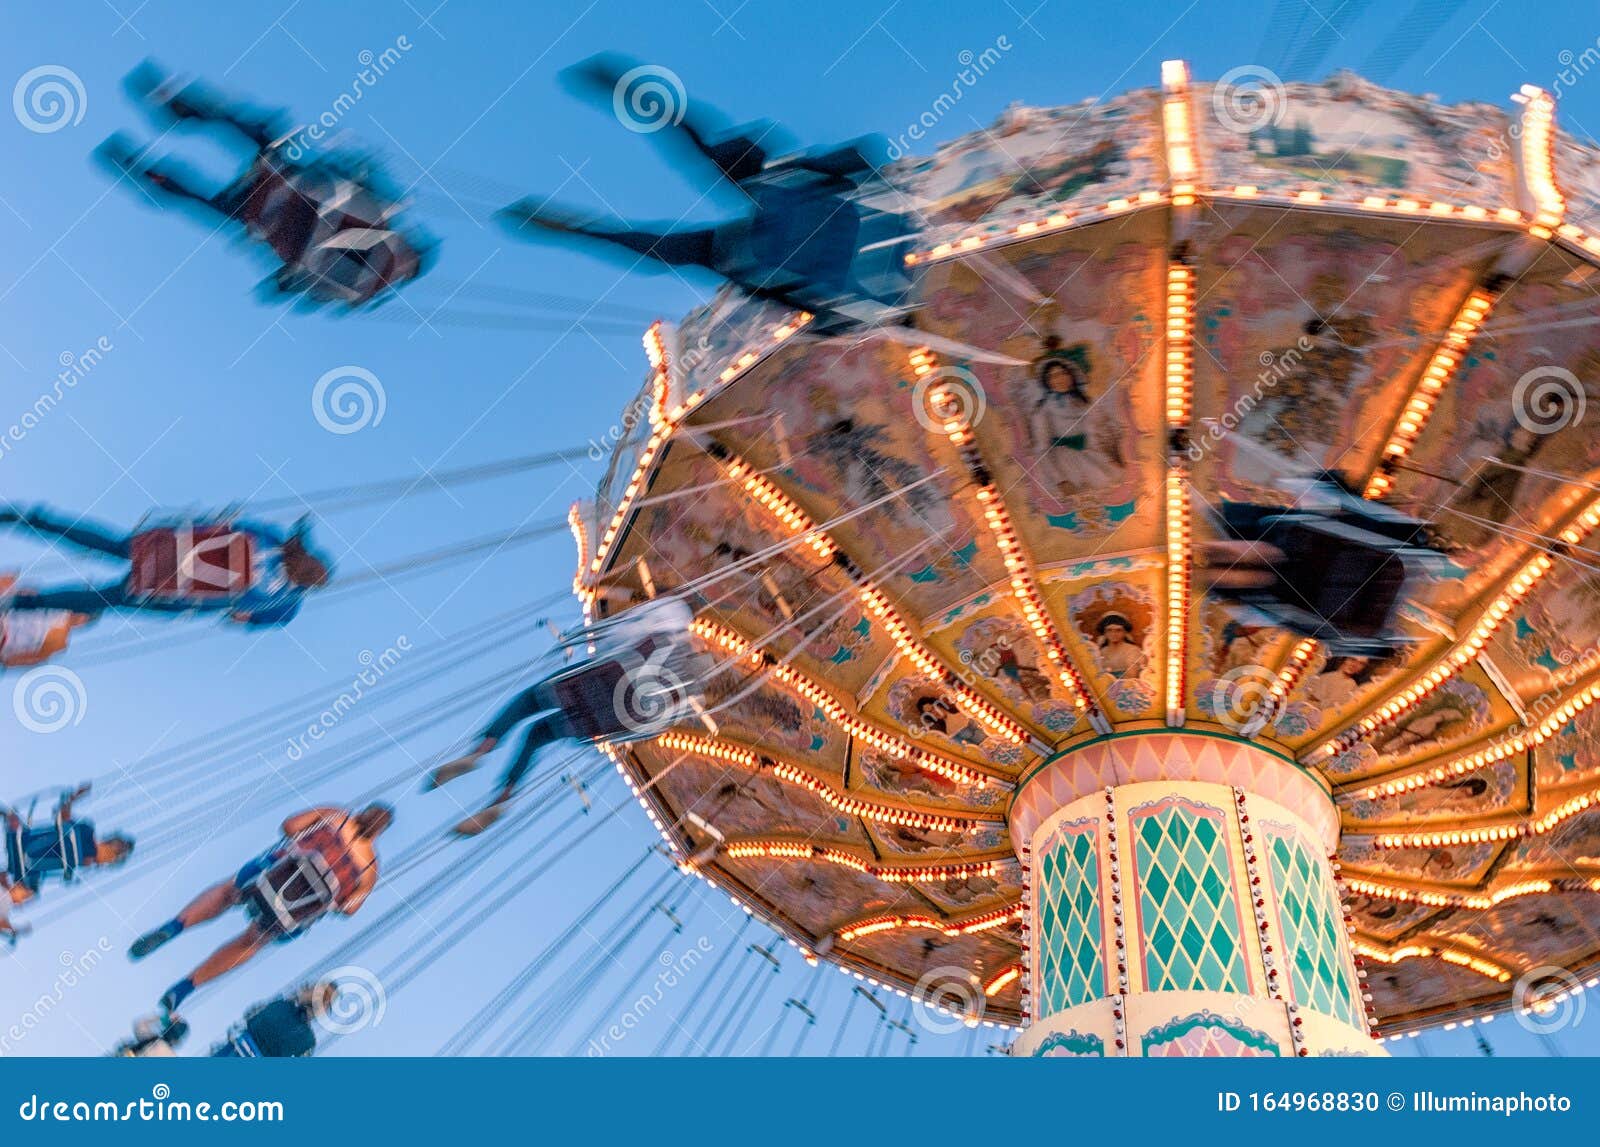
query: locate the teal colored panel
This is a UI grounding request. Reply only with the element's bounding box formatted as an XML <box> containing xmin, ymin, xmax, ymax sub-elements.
<box><xmin>1132</xmin><ymin>799</ymin><xmax>1249</xmax><ymax>993</ymax></box>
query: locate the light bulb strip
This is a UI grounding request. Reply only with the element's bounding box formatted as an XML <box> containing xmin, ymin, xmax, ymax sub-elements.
<box><xmin>1018</xmin><ymin>842</ymin><xmax>1031</xmax><ymax>1020</ymax></box>
<box><xmin>691</xmin><ymin>617</ymin><xmax>1011</xmax><ymax>787</ymax></box>
<box><xmin>1106</xmin><ymin>786</ymin><xmax>1129</xmax><ymax>1046</ymax></box>
<box><xmin>1313</xmin><ymin>496</ymin><xmax>1600</xmax><ymax>762</ymax></box>
<box><xmin>654</xmin><ymin>730</ymin><xmax>1001</xmax><ymax>831</ymax></box>
<box><xmin>691</xmin><ymin>617</ymin><xmax>1004</xmax><ymax>787</ymax></box>
<box><xmin>1160</xmin><ymin>59</ymin><xmax>1198</xmax><ymax>202</ymax></box>
<box><xmin>1518</xmin><ymin>85</ymin><xmax>1564</xmax><ymax>237</ymax></box>
<box><xmin>644</xmin><ymin>320</ymin><xmax>673</xmax><ymax>433</ymax></box>
<box><xmin>1164</xmin><ymin>262</ymin><xmax>1195</xmax><ymax>430</ymax></box>
<box><xmin>1352</xmin><ymin>939</ymin><xmax>1512</xmax><ymax>984</ymax></box>
<box><xmin>1165</xmin><ymin>467</ymin><xmax>1192</xmax><ymax>726</ymax></box>
<box><xmin>602</xmin><ymin>742</ymin><xmax>688</xmax><ymax>860</ymax></box>
<box><xmin>1257</xmin><ymin>638</ymin><xmax>1319</xmax><ymax>729</ymax></box>
<box><xmin>707</xmin><ymin>437</ymin><xmax>1030</xmax><ymax>747</ymax></box>
<box><xmin>1163</xmin><ymin>242</ymin><xmax>1196</xmax><ymax>728</ymax></box>
<box><xmin>1213</xmin><ymin>184</ymin><xmax>1523</xmax><ymax>223</ymax></box>
<box><xmin>984</xmin><ymin>964</ymin><xmax>1023</xmax><ymax>997</ymax></box>
<box><xmin>1358</xmin><ymin>666</ymin><xmax>1600</xmax><ymax>800</ymax></box>
<box><xmin>1328</xmin><ymin>858</ymin><xmax>1381</xmax><ymax>1035</ymax></box>
<box><xmin>906</xmin><ymin>186</ymin><xmax>1555</xmax><ymax>268</ymax></box>
<box><xmin>907</xmin><ymin>192</ymin><xmax>1169</xmax><ymax>267</ymax></box>
<box><xmin>688</xmin><ymin>617</ymin><xmax>1005</xmax><ymax>789</ymax></box>
<box><xmin>1371</xmin><ymin>782</ymin><xmax>1600</xmax><ymax>850</ymax></box>
<box><xmin>1555</xmin><ymin>222</ymin><xmax>1600</xmax><ymax>265</ymax></box>
<box><xmin>912</xmin><ymin>347</ymin><xmax>1101</xmax><ymax>723</ymax></box>
<box><xmin>722</xmin><ymin>839</ymin><xmax>1004</xmax><ymax>885</ymax></box>
<box><xmin>577</xmin><ymin>315</ymin><xmax>812</xmax><ymax>593</ymax></box>
<box><xmin>857</xmin><ymin>587</ymin><xmax>1028</xmax><ymax>746</ymax></box>
<box><xmin>1341</xmin><ymin>875</ymin><xmax>1587</xmax><ymax>911</ymax></box>
<box><xmin>1363</xmin><ymin>289</ymin><xmax>1498</xmax><ymax>499</ymax></box>
<box><xmin>1236</xmin><ymin>789</ymin><xmax>1294</xmax><ymax>1044</ymax></box>
<box><xmin>835</xmin><ymin>902</ymin><xmax>1023</xmax><ymax>943</ymax></box>
<box><xmin>568</xmin><ymin>503</ymin><xmax>593</xmax><ymax>603</ymax></box>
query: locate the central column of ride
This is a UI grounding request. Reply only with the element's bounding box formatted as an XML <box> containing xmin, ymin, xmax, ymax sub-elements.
<box><xmin>1009</xmin><ymin>731</ymin><xmax>1381</xmax><ymax>1057</ymax></box>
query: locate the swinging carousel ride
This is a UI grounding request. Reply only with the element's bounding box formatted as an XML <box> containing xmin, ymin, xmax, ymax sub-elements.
<box><xmin>569</xmin><ymin>62</ymin><xmax>1600</xmax><ymax>1057</ymax></box>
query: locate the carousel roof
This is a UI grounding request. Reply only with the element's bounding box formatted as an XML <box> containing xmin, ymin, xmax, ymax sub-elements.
<box><xmin>572</xmin><ymin>65</ymin><xmax>1600</xmax><ymax>1032</ymax></box>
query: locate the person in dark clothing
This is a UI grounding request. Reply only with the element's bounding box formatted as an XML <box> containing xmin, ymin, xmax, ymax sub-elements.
<box><xmin>213</xmin><ymin>983</ymin><xmax>336</xmax><ymax>1057</ymax></box>
<box><xmin>426</xmin><ymin>597</ymin><xmax>703</xmax><ymax>836</ymax></box>
<box><xmin>3</xmin><ymin>784</ymin><xmax>134</xmax><ymax>945</ymax></box>
<box><xmin>497</xmin><ymin>53</ymin><xmax>910</xmax><ymax>333</ymax></box>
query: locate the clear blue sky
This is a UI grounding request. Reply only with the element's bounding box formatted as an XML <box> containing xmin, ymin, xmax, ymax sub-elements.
<box><xmin>4</xmin><ymin>0</ymin><xmax>1598</xmax><ymax>1058</ymax></box>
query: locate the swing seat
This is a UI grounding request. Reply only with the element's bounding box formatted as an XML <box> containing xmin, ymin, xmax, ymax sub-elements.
<box><xmin>243</xmin><ymin>849</ymin><xmax>339</xmax><ymax>937</ymax></box>
<box><xmin>4</xmin><ymin>820</ymin><xmax>88</xmax><ymax>887</ymax></box>
<box><xmin>300</xmin><ymin>228</ymin><xmax>416</xmax><ymax>304</ymax></box>
<box><xmin>225</xmin><ymin>1027</ymin><xmax>262</xmax><ymax>1057</ymax></box>
<box><xmin>129</xmin><ymin>525</ymin><xmax>254</xmax><ymax>600</ymax></box>
<box><xmin>545</xmin><ymin>633</ymin><xmax>707</xmax><ymax>743</ymax></box>
<box><xmin>1213</xmin><ymin>481</ymin><xmax>1444</xmax><ymax>657</ymax></box>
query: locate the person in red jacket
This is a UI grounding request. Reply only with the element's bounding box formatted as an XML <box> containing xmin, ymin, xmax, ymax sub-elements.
<box><xmin>129</xmin><ymin>804</ymin><xmax>391</xmax><ymax>1014</ymax></box>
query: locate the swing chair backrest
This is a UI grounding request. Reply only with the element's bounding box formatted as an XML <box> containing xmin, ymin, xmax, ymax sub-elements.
<box><xmin>848</xmin><ymin>205</ymin><xmax>916</xmax><ymax>308</ymax></box>
<box><xmin>5</xmin><ymin>820</ymin><xmax>86</xmax><ymax>886</ymax></box>
<box><xmin>300</xmin><ymin>228</ymin><xmax>414</xmax><ymax>304</ymax></box>
<box><xmin>226</xmin><ymin>1026</ymin><xmax>262</xmax><ymax>1058</ymax></box>
<box><xmin>556</xmin><ymin>633</ymin><xmax>708</xmax><ymax>744</ymax></box>
<box><xmin>128</xmin><ymin>525</ymin><xmax>255</xmax><ymax>601</ymax></box>
<box><xmin>3</xmin><ymin>820</ymin><xmax>25</xmax><ymax>884</ymax></box>
<box><xmin>1260</xmin><ymin>514</ymin><xmax>1411</xmax><ymax>641</ymax></box>
<box><xmin>246</xmin><ymin>848</ymin><xmax>339</xmax><ymax>935</ymax></box>
<box><xmin>545</xmin><ymin>654</ymin><xmax>634</xmax><ymax>742</ymax></box>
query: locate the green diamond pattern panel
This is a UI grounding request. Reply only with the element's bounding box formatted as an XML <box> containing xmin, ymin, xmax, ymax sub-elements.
<box><xmin>1035</xmin><ymin>820</ymin><xmax>1104</xmax><ymax>1014</ymax></box>
<box><xmin>1132</xmin><ymin>799</ymin><xmax>1249</xmax><ymax>993</ymax></box>
<box><xmin>1267</xmin><ymin>828</ymin><xmax>1362</xmax><ymax>1028</ymax></box>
